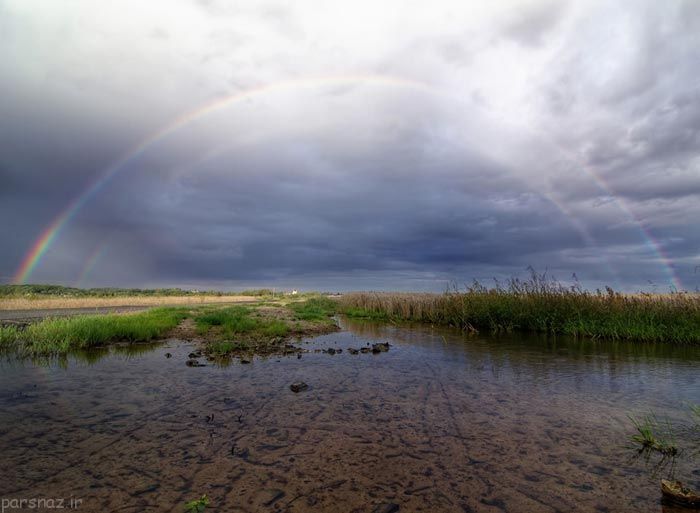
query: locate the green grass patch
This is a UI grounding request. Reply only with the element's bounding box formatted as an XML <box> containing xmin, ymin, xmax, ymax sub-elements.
<box><xmin>0</xmin><ymin>307</ymin><xmax>188</xmax><ymax>355</ymax></box>
<box><xmin>289</xmin><ymin>297</ymin><xmax>338</xmax><ymax>321</ymax></box>
<box><xmin>0</xmin><ymin>325</ymin><xmax>20</xmax><ymax>346</ymax></box>
<box><xmin>195</xmin><ymin>306</ymin><xmax>258</xmax><ymax>335</ymax></box>
<box><xmin>260</xmin><ymin>320</ymin><xmax>290</xmax><ymax>337</ymax></box>
<box><xmin>194</xmin><ymin>306</ymin><xmax>290</xmax><ymax>341</ymax></box>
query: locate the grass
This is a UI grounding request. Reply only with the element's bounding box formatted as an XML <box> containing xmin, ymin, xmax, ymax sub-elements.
<box><xmin>339</xmin><ymin>272</ymin><xmax>700</xmax><ymax>343</ymax></box>
<box><xmin>195</xmin><ymin>306</ymin><xmax>258</xmax><ymax>334</ymax></box>
<box><xmin>0</xmin><ymin>296</ymin><xmax>340</xmax><ymax>357</ymax></box>
<box><xmin>343</xmin><ymin>307</ymin><xmax>390</xmax><ymax>321</ymax></box>
<box><xmin>629</xmin><ymin>413</ymin><xmax>678</xmax><ymax>456</ymax></box>
<box><xmin>0</xmin><ymin>307</ymin><xmax>188</xmax><ymax>355</ymax></box>
<box><xmin>194</xmin><ymin>306</ymin><xmax>290</xmax><ymax>339</ymax></box>
<box><xmin>0</xmin><ymin>297</ymin><xmax>339</xmax><ymax>357</ymax></box>
<box><xmin>289</xmin><ymin>296</ymin><xmax>338</xmax><ymax>321</ymax></box>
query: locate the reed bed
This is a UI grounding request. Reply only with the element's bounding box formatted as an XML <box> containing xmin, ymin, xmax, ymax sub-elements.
<box><xmin>340</xmin><ymin>276</ymin><xmax>700</xmax><ymax>344</ymax></box>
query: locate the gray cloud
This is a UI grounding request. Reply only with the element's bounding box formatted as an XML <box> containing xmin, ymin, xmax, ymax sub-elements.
<box><xmin>1</xmin><ymin>0</ymin><xmax>698</xmax><ymax>292</ymax></box>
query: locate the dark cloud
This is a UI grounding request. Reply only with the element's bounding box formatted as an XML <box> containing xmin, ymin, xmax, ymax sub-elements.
<box><xmin>1</xmin><ymin>0</ymin><xmax>698</xmax><ymax>291</ymax></box>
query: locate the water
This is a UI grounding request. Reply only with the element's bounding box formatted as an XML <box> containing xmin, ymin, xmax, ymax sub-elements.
<box><xmin>1</xmin><ymin>317</ymin><xmax>698</xmax><ymax>512</ymax></box>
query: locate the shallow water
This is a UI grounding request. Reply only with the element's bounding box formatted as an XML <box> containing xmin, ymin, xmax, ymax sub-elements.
<box><xmin>1</xmin><ymin>317</ymin><xmax>698</xmax><ymax>512</ymax></box>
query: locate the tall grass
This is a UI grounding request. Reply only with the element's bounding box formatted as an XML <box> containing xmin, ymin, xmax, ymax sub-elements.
<box><xmin>340</xmin><ymin>273</ymin><xmax>700</xmax><ymax>343</ymax></box>
<box><xmin>0</xmin><ymin>308</ymin><xmax>188</xmax><ymax>355</ymax></box>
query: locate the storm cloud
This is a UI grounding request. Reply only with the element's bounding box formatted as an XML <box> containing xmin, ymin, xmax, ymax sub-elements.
<box><xmin>1</xmin><ymin>0</ymin><xmax>699</xmax><ymax>291</ymax></box>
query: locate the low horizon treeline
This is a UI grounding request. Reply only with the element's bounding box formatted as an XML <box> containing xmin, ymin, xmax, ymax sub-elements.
<box><xmin>0</xmin><ymin>284</ymin><xmax>275</xmax><ymax>298</ymax></box>
<box><xmin>339</xmin><ymin>273</ymin><xmax>700</xmax><ymax>344</ymax></box>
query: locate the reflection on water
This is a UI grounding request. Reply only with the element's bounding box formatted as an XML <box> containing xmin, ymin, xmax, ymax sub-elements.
<box><xmin>0</xmin><ymin>317</ymin><xmax>698</xmax><ymax>512</ymax></box>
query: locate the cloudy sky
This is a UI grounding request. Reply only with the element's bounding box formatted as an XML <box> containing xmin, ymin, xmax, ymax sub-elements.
<box><xmin>1</xmin><ymin>0</ymin><xmax>699</xmax><ymax>292</ymax></box>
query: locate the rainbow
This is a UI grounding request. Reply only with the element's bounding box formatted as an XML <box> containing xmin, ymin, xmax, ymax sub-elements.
<box><xmin>13</xmin><ymin>74</ymin><xmax>441</xmax><ymax>284</ymax></box>
<box><xmin>539</xmin><ymin>143</ymin><xmax>684</xmax><ymax>292</ymax></box>
<box><xmin>12</xmin><ymin>72</ymin><xmax>684</xmax><ymax>290</ymax></box>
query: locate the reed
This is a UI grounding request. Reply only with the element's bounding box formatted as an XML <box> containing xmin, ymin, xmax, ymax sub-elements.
<box><xmin>340</xmin><ymin>273</ymin><xmax>700</xmax><ymax>343</ymax></box>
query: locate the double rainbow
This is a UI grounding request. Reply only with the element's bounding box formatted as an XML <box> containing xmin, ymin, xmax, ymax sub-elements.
<box><xmin>12</xmin><ymin>73</ymin><xmax>684</xmax><ymax>290</ymax></box>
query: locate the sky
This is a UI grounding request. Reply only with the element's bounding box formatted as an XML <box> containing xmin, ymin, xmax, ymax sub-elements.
<box><xmin>1</xmin><ymin>0</ymin><xmax>699</xmax><ymax>292</ymax></box>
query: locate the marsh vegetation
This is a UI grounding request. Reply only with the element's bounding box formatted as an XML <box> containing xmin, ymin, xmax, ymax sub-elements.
<box><xmin>0</xmin><ymin>296</ymin><xmax>339</xmax><ymax>357</ymax></box>
<box><xmin>0</xmin><ymin>307</ymin><xmax>189</xmax><ymax>355</ymax></box>
<box><xmin>340</xmin><ymin>273</ymin><xmax>700</xmax><ymax>343</ymax></box>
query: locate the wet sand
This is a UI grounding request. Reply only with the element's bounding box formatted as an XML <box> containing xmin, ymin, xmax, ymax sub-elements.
<box><xmin>1</xmin><ymin>318</ymin><xmax>698</xmax><ymax>512</ymax></box>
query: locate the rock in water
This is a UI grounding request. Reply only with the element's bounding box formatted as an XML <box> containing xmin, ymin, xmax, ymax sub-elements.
<box><xmin>371</xmin><ymin>342</ymin><xmax>391</xmax><ymax>353</ymax></box>
<box><xmin>290</xmin><ymin>382</ymin><xmax>308</xmax><ymax>393</ymax></box>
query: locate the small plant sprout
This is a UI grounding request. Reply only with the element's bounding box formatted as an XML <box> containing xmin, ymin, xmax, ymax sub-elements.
<box><xmin>629</xmin><ymin>413</ymin><xmax>678</xmax><ymax>456</ymax></box>
<box><xmin>184</xmin><ymin>494</ymin><xmax>209</xmax><ymax>512</ymax></box>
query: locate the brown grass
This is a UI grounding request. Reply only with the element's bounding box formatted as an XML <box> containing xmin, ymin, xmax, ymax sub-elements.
<box><xmin>0</xmin><ymin>295</ymin><xmax>257</xmax><ymax>311</ymax></box>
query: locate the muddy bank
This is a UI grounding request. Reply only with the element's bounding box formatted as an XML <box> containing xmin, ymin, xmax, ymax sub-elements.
<box><xmin>171</xmin><ymin>306</ymin><xmax>341</xmax><ymax>364</ymax></box>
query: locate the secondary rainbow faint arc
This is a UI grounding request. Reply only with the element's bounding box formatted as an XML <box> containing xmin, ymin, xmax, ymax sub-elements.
<box><xmin>537</xmin><ymin>142</ymin><xmax>684</xmax><ymax>292</ymax></box>
<box><xmin>13</xmin><ymin>74</ymin><xmax>440</xmax><ymax>284</ymax></box>
<box><xmin>74</xmin><ymin>242</ymin><xmax>108</xmax><ymax>288</ymax></box>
